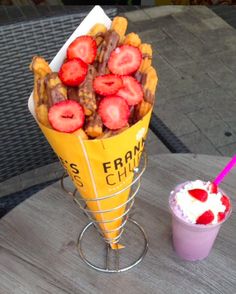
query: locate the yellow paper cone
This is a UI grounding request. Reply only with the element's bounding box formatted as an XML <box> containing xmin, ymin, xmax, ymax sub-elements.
<box><xmin>37</xmin><ymin>109</ymin><xmax>152</xmax><ymax>247</ymax></box>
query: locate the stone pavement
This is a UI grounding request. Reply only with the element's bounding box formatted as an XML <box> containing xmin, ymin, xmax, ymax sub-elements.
<box><xmin>212</xmin><ymin>5</ymin><xmax>236</xmax><ymax>28</ymax></box>
<box><xmin>123</xmin><ymin>6</ymin><xmax>236</xmax><ymax>157</ymax></box>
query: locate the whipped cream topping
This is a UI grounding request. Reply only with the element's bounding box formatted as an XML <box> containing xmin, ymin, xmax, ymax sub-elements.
<box><xmin>173</xmin><ymin>180</ymin><xmax>226</xmax><ymax>224</ymax></box>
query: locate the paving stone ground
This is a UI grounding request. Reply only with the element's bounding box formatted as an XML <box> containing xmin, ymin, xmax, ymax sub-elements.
<box><xmin>211</xmin><ymin>5</ymin><xmax>236</xmax><ymax>29</ymax></box>
<box><xmin>124</xmin><ymin>6</ymin><xmax>236</xmax><ymax>158</ymax></box>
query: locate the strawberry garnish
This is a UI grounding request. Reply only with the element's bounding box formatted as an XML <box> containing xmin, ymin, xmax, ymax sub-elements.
<box><xmin>209</xmin><ymin>182</ymin><xmax>218</xmax><ymax>194</ymax></box>
<box><xmin>196</xmin><ymin>210</ymin><xmax>214</xmax><ymax>225</ymax></box>
<box><xmin>116</xmin><ymin>76</ymin><xmax>143</xmax><ymax>106</ymax></box>
<box><xmin>108</xmin><ymin>45</ymin><xmax>142</xmax><ymax>75</ymax></box>
<box><xmin>93</xmin><ymin>74</ymin><xmax>123</xmax><ymax>96</ymax></box>
<box><xmin>218</xmin><ymin>212</ymin><xmax>226</xmax><ymax>222</ymax></box>
<box><xmin>59</xmin><ymin>58</ymin><xmax>87</xmax><ymax>86</ymax></box>
<box><xmin>48</xmin><ymin>100</ymin><xmax>85</xmax><ymax>133</ymax></box>
<box><xmin>188</xmin><ymin>189</ymin><xmax>208</xmax><ymax>202</ymax></box>
<box><xmin>98</xmin><ymin>96</ymin><xmax>130</xmax><ymax>130</ymax></box>
<box><xmin>221</xmin><ymin>195</ymin><xmax>231</xmax><ymax>213</ymax></box>
<box><xmin>67</xmin><ymin>35</ymin><xmax>97</xmax><ymax>64</ymax></box>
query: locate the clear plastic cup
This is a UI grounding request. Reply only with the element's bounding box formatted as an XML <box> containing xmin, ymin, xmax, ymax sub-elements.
<box><xmin>169</xmin><ymin>182</ymin><xmax>231</xmax><ymax>261</ymax></box>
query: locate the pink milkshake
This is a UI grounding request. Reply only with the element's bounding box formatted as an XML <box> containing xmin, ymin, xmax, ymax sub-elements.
<box><xmin>169</xmin><ymin>180</ymin><xmax>231</xmax><ymax>261</ymax></box>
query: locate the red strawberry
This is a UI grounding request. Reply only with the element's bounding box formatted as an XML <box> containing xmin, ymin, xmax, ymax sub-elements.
<box><xmin>93</xmin><ymin>74</ymin><xmax>123</xmax><ymax>96</ymax></box>
<box><xmin>188</xmin><ymin>189</ymin><xmax>208</xmax><ymax>202</ymax></box>
<box><xmin>196</xmin><ymin>210</ymin><xmax>214</xmax><ymax>225</ymax></box>
<box><xmin>67</xmin><ymin>35</ymin><xmax>97</xmax><ymax>64</ymax></box>
<box><xmin>59</xmin><ymin>58</ymin><xmax>87</xmax><ymax>86</ymax></box>
<box><xmin>221</xmin><ymin>195</ymin><xmax>230</xmax><ymax>213</ymax></box>
<box><xmin>98</xmin><ymin>96</ymin><xmax>130</xmax><ymax>130</ymax></box>
<box><xmin>108</xmin><ymin>45</ymin><xmax>142</xmax><ymax>75</ymax></box>
<box><xmin>209</xmin><ymin>182</ymin><xmax>218</xmax><ymax>194</ymax></box>
<box><xmin>48</xmin><ymin>100</ymin><xmax>85</xmax><ymax>133</ymax></box>
<box><xmin>218</xmin><ymin>212</ymin><xmax>226</xmax><ymax>222</ymax></box>
<box><xmin>116</xmin><ymin>76</ymin><xmax>143</xmax><ymax>106</ymax></box>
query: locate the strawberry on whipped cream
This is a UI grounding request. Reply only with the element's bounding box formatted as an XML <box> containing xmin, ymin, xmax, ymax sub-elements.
<box><xmin>170</xmin><ymin>180</ymin><xmax>231</xmax><ymax>225</ymax></box>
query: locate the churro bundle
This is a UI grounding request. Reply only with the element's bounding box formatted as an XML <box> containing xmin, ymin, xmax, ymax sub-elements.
<box><xmin>30</xmin><ymin>56</ymin><xmax>51</xmax><ymax>126</ymax></box>
<box><xmin>35</xmin><ymin>104</ymin><xmax>51</xmax><ymax>128</ymax></box>
<box><xmin>30</xmin><ymin>15</ymin><xmax>158</xmax><ymax>138</ymax></box>
<box><xmin>78</xmin><ymin>65</ymin><xmax>97</xmax><ymax>116</ymax></box>
<box><xmin>134</xmin><ymin>101</ymin><xmax>152</xmax><ymax>122</ymax></box>
<box><xmin>30</xmin><ymin>56</ymin><xmax>51</xmax><ymax>82</ymax></box>
<box><xmin>142</xmin><ymin>66</ymin><xmax>158</xmax><ymax>104</ymax></box>
<box><xmin>30</xmin><ymin>56</ymin><xmax>51</xmax><ymax>107</ymax></box>
<box><xmin>134</xmin><ymin>66</ymin><xmax>158</xmax><ymax>121</ymax></box>
<box><xmin>88</xmin><ymin>23</ymin><xmax>107</xmax><ymax>46</ymax></box>
<box><xmin>84</xmin><ymin>113</ymin><xmax>103</xmax><ymax>138</ymax></box>
<box><xmin>135</xmin><ymin>44</ymin><xmax>152</xmax><ymax>83</ymax></box>
<box><xmin>97</xmin><ymin>30</ymin><xmax>119</xmax><ymax>75</ymax></box>
<box><xmin>96</xmin><ymin>16</ymin><xmax>129</xmax><ymax>74</ymax></box>
<box><xmin>45</xmin><ymin>73</ymin><xmax>67</xmax><ymax>107</ymax></box>
<box><xmin>123</xmin><ymin>33</ymin><xmax>141</xmax><ymax>47</ymax></box>
<box><xmin>111</xmin><ymin>16</ymin><xmax>128</xmax><ymax>44</ymax></box>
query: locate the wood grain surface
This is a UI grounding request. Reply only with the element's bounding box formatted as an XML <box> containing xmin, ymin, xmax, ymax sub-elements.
<box><xmin>0</xmin><ymin>154</ymin><xmax>235</xmax><ymax>294</ymax></box>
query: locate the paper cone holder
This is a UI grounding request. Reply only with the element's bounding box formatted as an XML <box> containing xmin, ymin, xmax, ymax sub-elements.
<box><xmin>60</xmin><ymin>151</ymin><xmax>148</xmax><ymax>273</ymax></box>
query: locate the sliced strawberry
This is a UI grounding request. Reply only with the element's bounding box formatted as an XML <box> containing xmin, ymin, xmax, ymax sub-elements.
<box><xmin>221</xmin><ymin>195</ymin><xmax>231</xmax><ymax>213</ymax></box>
<box><xmin>188</xmin><ymin>189</ymin><xmax>208</xmax><ymax>202</ymax></box>
<box><xmin>93</xmin><ymin>74</ymin><xmax>123</xmax><ymax>96</ymax></box>
<box><xmin>218</xmin><ymin>212</ymin><xmax>226</xmax><ymax>222</ymax></box>
<box><xmin>209</xmin><ymin>182</ymin><xmax>218</xmax><ymax>194</ymax></box>
<box><xmin>59</xmin><ymin>58</ymin><xmax>87</xmax><ymax>86</ymax></box>
<box><xmin>48</xmin><ymin>100</ymin><xmax>84</xmax><ymax>133</ymax></box>
<box><xmin>196</xmin><ymin>210</ymin><xmax>214</xmax><ymax>225</ymax></box>
<box><xmin>116</xmin><ymin>76</ymin><xmax>143</xmax><ymax>106</ymax></box>
<box><xmin>98</xmin><ymin>96</ymin><xmax>130</xmax><ymax>130</ymax></box>
<box><xmin>67</xmin><ymin>35</ymin><xmax>97</xmax><ymax>64</ymax></box>
<box><xmin>108</xmin><ymin>45</ymin><xmax>142</xmax><ymax>75</ymax></box>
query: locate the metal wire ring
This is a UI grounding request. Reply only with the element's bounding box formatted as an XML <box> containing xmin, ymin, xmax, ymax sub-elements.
<box><xmin>75</xmin><ymin>198</ymin><xmax>135</xmax><ymax>225</ymax></box>
<box><xmin>61</xmin><ymin>150</ymin><xmax>147</xmax><ymax>246</ymax></box>
<box><xmin>77</xmin><ymin>218</ymin><xmax>149</xmax><ymax>273</ymax></box>
<box><xmin>60</xmin><ymin>172</ymin><xmax>76</xmax><ymax>197</ymax></box>
<box><xmin>74</xmin><ymin>180</ymin><xmax>140</xmax><ymax>214</ymax></box>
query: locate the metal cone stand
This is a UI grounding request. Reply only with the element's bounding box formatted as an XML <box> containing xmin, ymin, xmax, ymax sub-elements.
<box><xmin>61</xmin><ymin>152</ymin><xmax>148</xmax><ymax>273</ymax></box>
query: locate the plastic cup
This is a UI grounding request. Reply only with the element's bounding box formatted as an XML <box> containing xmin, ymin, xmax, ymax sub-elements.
<box><xmin>169</xmin><ymin>182</ymin><xmax>231</xmax><ymax>261</ymax></box>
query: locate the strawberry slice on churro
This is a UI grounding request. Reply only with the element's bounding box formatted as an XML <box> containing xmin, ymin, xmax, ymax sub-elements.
<box><xmin>93</xmin><ymin>74</ymin><xmax>123</xmax><ymax>96</ymax></box>
<box><xmin>98</xmin><ymin>96</ymin><xmax>130</xmax><ymax>130</ymax></box>
<box><xmin>59</xmin><ymin>58</ymin><xmax>88</xmax><ymax>86</ymax></box>
<box><xmin>108</xmin><ymin>45</ymin><xmax>141</xmax><ymax>75</ymax></box>
<box><xmin>116</xmin><ymin>76</ymin><xmax>143</xmax><ymax>106</ymax></box>
<box><xmin>67</xmin><ymin>35</ymin><xmax>97</xmax><ymax>64</ymax></box>
<box><xmin>49</xmin><ymin>100</ymin><xmax>85</xmax><ymax>133</ymax></box>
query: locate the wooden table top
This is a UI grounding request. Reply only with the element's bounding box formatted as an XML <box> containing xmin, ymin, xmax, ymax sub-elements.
<box><xmin>0</xmin><ymin>154</ymin><xmax>235</xmax><ymax>294</ymax></box>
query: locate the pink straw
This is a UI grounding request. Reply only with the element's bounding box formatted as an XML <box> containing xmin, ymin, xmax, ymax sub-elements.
<box><xmin>214</xmin><ymin>155</ymin><xmax>236</xmax><ymax>186</ymax></box>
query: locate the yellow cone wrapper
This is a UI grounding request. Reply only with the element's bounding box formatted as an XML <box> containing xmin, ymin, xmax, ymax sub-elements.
<box><xmin>28</xmin><ymin>6</ymin><xmax>154</xmax><ymax>249</ymax></box>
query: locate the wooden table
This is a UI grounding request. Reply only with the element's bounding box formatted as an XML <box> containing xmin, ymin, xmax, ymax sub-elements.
<box><xmin>0</xmin><ymin>154</ymin><xmax>235</xmax><ymax>294</ymax></box>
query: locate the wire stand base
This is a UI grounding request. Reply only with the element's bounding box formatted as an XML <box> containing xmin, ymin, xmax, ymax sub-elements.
<box><xmin>77</xmin><ymin>218</ymin><xmax>148</xmax><ymax>273</ymax></box>
<box><xmin>61</xmin><ymin>151</ymin><xmax>148</xmax><ymax>273</ymax></box>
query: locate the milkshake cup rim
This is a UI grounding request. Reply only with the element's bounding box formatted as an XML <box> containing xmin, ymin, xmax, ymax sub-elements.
<box><xmin>169</xmin><ymin>181</ymin><xmax>232</xmax><ymax>230</ymax></box>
